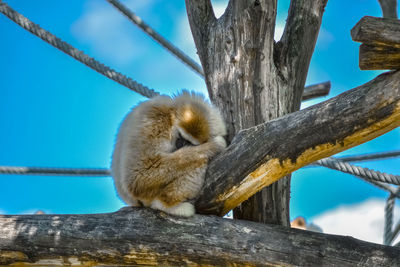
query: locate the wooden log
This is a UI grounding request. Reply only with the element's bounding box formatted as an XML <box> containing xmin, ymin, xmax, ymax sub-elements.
<box><xmin>197</xmin><ymin>70</ymin><xmax>400</xmax><ymax>215</ymax></box>
<box><xmin>1</xmin><ymin>207</ymin><xmax>400</xmax><ymax>266</ymax></box>
<box><xmin>351</xmin><ymin>16</ymin><xmax>400</xmax><ymax>48</ymax></box>
<box><xmin>359</xmin><ymin>43</ymin><xmax>400</xmax><ymax>70</ymax></box>
<box><xmin>302</xmin><ymin>81</ymin><xmax>331</xmax><ymax>101</ymax></box>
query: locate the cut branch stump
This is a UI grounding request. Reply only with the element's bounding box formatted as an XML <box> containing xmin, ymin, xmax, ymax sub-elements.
<box><xmin>351</xmin><ymin>16</ymin><xmax>400</xmax><ymax>70</ymax></box>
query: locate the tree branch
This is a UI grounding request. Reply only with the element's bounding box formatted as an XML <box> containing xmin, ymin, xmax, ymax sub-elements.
<box><xmin>1</xmin><ymin>208</ymin><xmax>399</xmax><ymax>266</ymax></box>
<box><xmin>378</xmin><ymin>0</ymin><xmax>398</xmax><ymax>19</ymax></box>
<box><xmin>184</xmin><ymin>0</ymin><xmax>215</xmax><ymax>73</ymax></box>
<box><xmin>197</xmin><ymin>70</ymin><xmax>400</xmax><ymax>215</ymax></box>
<box><xmin>275</xmin><ymin>0</ymin><xmax>328</xmax><ymax>98</ymax></box>
<box><xmin>302</xmin><ymin>81</ymin><xmax>331</xmax><ymax>101</ymax></box>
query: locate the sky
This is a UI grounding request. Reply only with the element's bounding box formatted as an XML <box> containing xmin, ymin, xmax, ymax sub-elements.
<box><xmin>0</xmin><ymin>0</ymin><xmax>399</xmax><ymax>244</ymax></box>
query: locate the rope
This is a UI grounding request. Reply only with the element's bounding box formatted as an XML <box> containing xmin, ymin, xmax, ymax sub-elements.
<box><xmin>314</xmin><ymin>158</ymin><xmax>400</xmax><ymax>186</ymax></box>
<box><xmin>0</xmin><ymin>1</ymin><xmax>159</xmax><ymax>99</ymax></box>
<box><xmin>107</xmin><ymin>0</ymin><xmax>204</xmax><ymax>78</ymax></box>
<box><xmin>384</xmin><ymin>193</ymin><xmax>396</xmax><ymax>245</ymax></box>
<box><xmin>338</xmin><ymin>150</ymin><xmax>400</xmax><ymax>163</ymax></box>
<box><xmin>390</xmin><ymin>220</ymin><xmax>400</xmax><ymax>245</ymax></box>
<box><xmin>0</xmin><ymin>166</ymin><xmax>110</xmax><ymax>176</ymax></box>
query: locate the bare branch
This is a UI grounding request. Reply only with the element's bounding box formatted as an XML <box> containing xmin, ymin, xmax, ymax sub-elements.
<box><xmin>275</xmin><ymin>0</ymin><xmax>328</xmax><ymax>96</ymax></box>
<box><xmin>302</xmin><ymin>81</ymin><xmax>331</xmax><ymax>101</ymax></box>
<box><xmin>184</xmin><ymin>0</ymin><xmax>216</xmax><ymax>70</ymax></box>
<box><xmin>197</xmin><ymin>70</ymin><xmax>400</xmax><ymax>215</ymax></box>
<box><xmin>1</xmin><ymin>208</ymin><xmax>400</xmax><ymax>266</ymax></box>
<box><xmin>378</xmin><ymin>0</ymin><xmax>398</xmax><ymax>19</ymax></box>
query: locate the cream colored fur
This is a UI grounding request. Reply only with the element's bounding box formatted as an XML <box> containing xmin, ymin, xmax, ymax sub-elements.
<box><xmin>111</xmin><ymin>91</ymin><xmax>226</xmax><ymax>217</ymax></box>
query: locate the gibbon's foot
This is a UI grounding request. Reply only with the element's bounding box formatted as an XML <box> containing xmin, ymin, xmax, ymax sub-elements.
<box><xmin>213</xmin><ymin>135</ymin><xmax>227</xmax><ymax>149</ymax></box>
<box><xmin>151</xmin><ymin>199</ymin><xmax>195</xmax><ymax>217</ymax></box>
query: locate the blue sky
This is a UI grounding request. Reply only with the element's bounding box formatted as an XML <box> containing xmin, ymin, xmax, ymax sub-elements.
<box><xmin>1</xmin><ymin>0</ymin><xmax>399</xmax><ymax>241</ymax></box>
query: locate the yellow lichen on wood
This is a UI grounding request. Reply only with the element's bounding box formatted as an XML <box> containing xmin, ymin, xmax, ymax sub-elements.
<box><xmin>220</xmin><ymin>101</ymin><xmax>400</xmax><ymax>215</ymax></box>
<box><xmin>1</xmin><ymin>251</ymin><xmax>28</xmax><ymax>264</ymax></box>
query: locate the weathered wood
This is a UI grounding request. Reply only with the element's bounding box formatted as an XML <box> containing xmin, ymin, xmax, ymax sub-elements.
<box><xmin>186</xmin><ymin>0</ymin><xmax>328</xmax><ymax>226</ymax></box>
<box><xmin>197</xmin><ymin>70</ymin><xmax>400</xmax><ymax>215</ymax></box>
<box><xmin>1</xmin><ymin>207</ymin><xmax>400</xmax><ymax>266</ymax></box>
<box><xmin>378</xmin><ymin>0</ymin><xmax>398</xmax><ymax>19</ymax></box>
<box><xmin>351</xmin><ymin>16</ymin><xmax>400</xmax><ymax>48</ymax></box>
<box><xmin>359</xmin><ymin>43</ymin><xmax>400</xmax><ymax>70</ymax></box>
<box><xmin>302</xmin><ymin>81</ymin><xmax>331</xmax><ymax>101</ymax></box>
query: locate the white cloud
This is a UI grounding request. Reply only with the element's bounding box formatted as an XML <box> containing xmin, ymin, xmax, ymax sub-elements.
<box><xmin>71</xmin><ymin>0</ymin><xmax>155</xmax><ymax>65</ymax></box>
<box><xmin>311</xmin><ymin>198</ymin><xmax>400</xmax><ymax>245</ymax></box>
<box><xmin>212</xmin><ymin>1</ymin><xmax>229</xmax><ymax>18</ymax></box>
<box><xmin>274</xmin><ymin>23</ymin><xmax>284</xmax><ymax>41</ymax></box>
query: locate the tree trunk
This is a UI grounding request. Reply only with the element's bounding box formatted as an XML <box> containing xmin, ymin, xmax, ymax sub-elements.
<box><xmin>186</xmin><ymin>0</ymin><xmax>328</xmax><ymax>225</ymax></box>
<box><xmin>196</xmin><ymin>70</ymin><xmax>400</xmax><ymax>216</ymax></box>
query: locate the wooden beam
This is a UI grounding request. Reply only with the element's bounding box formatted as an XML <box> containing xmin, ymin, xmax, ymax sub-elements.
<box><xmin>359</xmin><ymin>43</ymin><xmax>400</xmax><ymax>70</ymax></box>
<box><xmin>197</xmin><ymin>70</ymin><xmax>400</xmax><ymax>215</ymax></box>
<box><xmin>1</xmin><ymin>208</ymin><xmax>399</xmax><ymax>266</ymax></box>
<box><xmin>302</xmin><ymin>81</ymin><xmax>331</xmax><ymax>101</ymax></box>
<box><xmin>351</xmin><ymin>16</ymin><xmax>400</xmax><ymax>48</ymax></box>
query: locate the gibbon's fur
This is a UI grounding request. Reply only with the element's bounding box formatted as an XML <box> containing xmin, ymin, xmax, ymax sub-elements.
<box><xmin>111</xmin><ymin>91</ymin><xmax>227</xmax><ymax>217</ymax></box>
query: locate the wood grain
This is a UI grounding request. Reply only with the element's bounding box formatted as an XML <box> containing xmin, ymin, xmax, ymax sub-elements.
<box><xmin>1</xmin><ymin>207</ymin><xmax>399</xmax><ymax>266</ymax></box>
<box><xmin>351</xmin><ymin>16</ymin><xmax>400</xmax><ymax>48</ymax></box>
<box><xmin>197</xmin><ymin>70</ymin><xmax>400</xmax><ymax>215</ymax></box>
<box><xmin>359</xmin><ymin>43</ymin><xmax>400</xmax><ymax>70</ymax></box>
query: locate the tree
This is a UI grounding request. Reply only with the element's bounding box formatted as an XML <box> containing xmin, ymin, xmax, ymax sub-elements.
<box><xmin>186</xmin><ymin>0</ymin><xmax>330</xmax><ymax>225</ymax></box>
<box><xmin>1</xmin><ymin>0</ymin><xmax>400</xmax><ymax>265</ymax></box>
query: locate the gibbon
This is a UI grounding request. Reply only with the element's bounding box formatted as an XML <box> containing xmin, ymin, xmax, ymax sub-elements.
<box><xmin>111</xmin><ymin>91</ymin><xmax>226</xmax><ymax>217</ymax></box>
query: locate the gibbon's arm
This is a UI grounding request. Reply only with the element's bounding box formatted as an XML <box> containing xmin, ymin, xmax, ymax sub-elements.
<box><xmin>132</xmin><ymin>137</ymin><xmax>225</xmax><ymax>194</ymax></box>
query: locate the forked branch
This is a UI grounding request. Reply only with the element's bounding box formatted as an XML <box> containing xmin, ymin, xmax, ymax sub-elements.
<box><xmin>197</xmin><ymin>70</ymin><xmax>400</xmax><ymax>215</ymax></box>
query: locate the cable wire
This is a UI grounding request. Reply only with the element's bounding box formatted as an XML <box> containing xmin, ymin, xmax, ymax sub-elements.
<box><xmin>314</xmin><ymin>157</ymin><xmax>400</xmax><ymax>186</ymax></box>
<box><xmin>107</xmin><ymin>0</ymin><xmax>204</xmax><ymax>78</ymax></box>
<box><xmin>0</xmin><ymin>1</ymin><xmax>159</xmax><ymax>98</ymax></box>
<box><xmin>0</xmin><ymin>166</ymin><xmax>110</xmax><ymax>177</ymax></box>
<box><xmin>338</xmin><ymin>150</ymin><xmax>400</xmax><ymax>163</ymax></box>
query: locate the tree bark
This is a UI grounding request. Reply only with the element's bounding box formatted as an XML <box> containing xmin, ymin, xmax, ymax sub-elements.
<box><xmin>351</xmin><ymin>16</ymin><xmax>400</xmax><ymax>48</ymax></box>
<box><xmin>186</xmin><ymin>0</ymin><xmax>328</xmax><ymax>226</ymax></box>
<box><xmin>1</xmin><ymin>207</ymin><xmax>400</xmax><ymax>266</ymax></box>
<box><xmin>358</xmin><ymin>43</ymin><xmax>400</xmax><ymax>70</ymax></box>
<box><xmin>197</xmin><ymin>70</ymin><xmax>400</xmax><ymax>215</ymax></box>
<box><xmin>302</xmin><ymin>81</ymin><xmax>331</xmax><ymax>101</ymax></box>
<box><xmin>378</xmin><ymin>0</ymin><xmax>398</xmax><ymax>19</ymax></box>
<box><xmin>351</xmin><ymin>16</ymin><xmax>400</xmax><ymax>70</ymax></box>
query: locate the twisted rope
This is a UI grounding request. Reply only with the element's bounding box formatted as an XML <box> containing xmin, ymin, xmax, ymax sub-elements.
<box><xmin>315</xmin><ymin>158</ymin><xmax>400</xmax><ymax>186</ymax></box>
<box><xmin>390</xmin><ymin>220</ymin><xmax>400</xmax><ymax>246</ymax></box>
<box><xmin>0</xmin><ymin>166</ymin><xmax>110</xmax><ymax>176</ymax></box>
<box><xmin>107</xmin><ymin>0</ymin><xmax>204</xmax><ymax>78</ymax></box>
<box><xmin>384</xmin><ymin>193</ymin><xmax>396</xmax><ymax>245</ymax></box>
<box><xmin>338</xmin><ymin>150</ymin><xmax>400</xmax><ymax>163</ymax></box>
<box><xmin>0</xmin><ymin>1</ymin><xmax>159</xmax><ymax>98</ymax></box>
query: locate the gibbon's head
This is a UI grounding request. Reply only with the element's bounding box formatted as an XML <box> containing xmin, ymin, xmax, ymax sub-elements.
<box><xmin>172</xmin><ymin>91</ymin><xmax>226</xmax><ymax>149</ymax></box>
